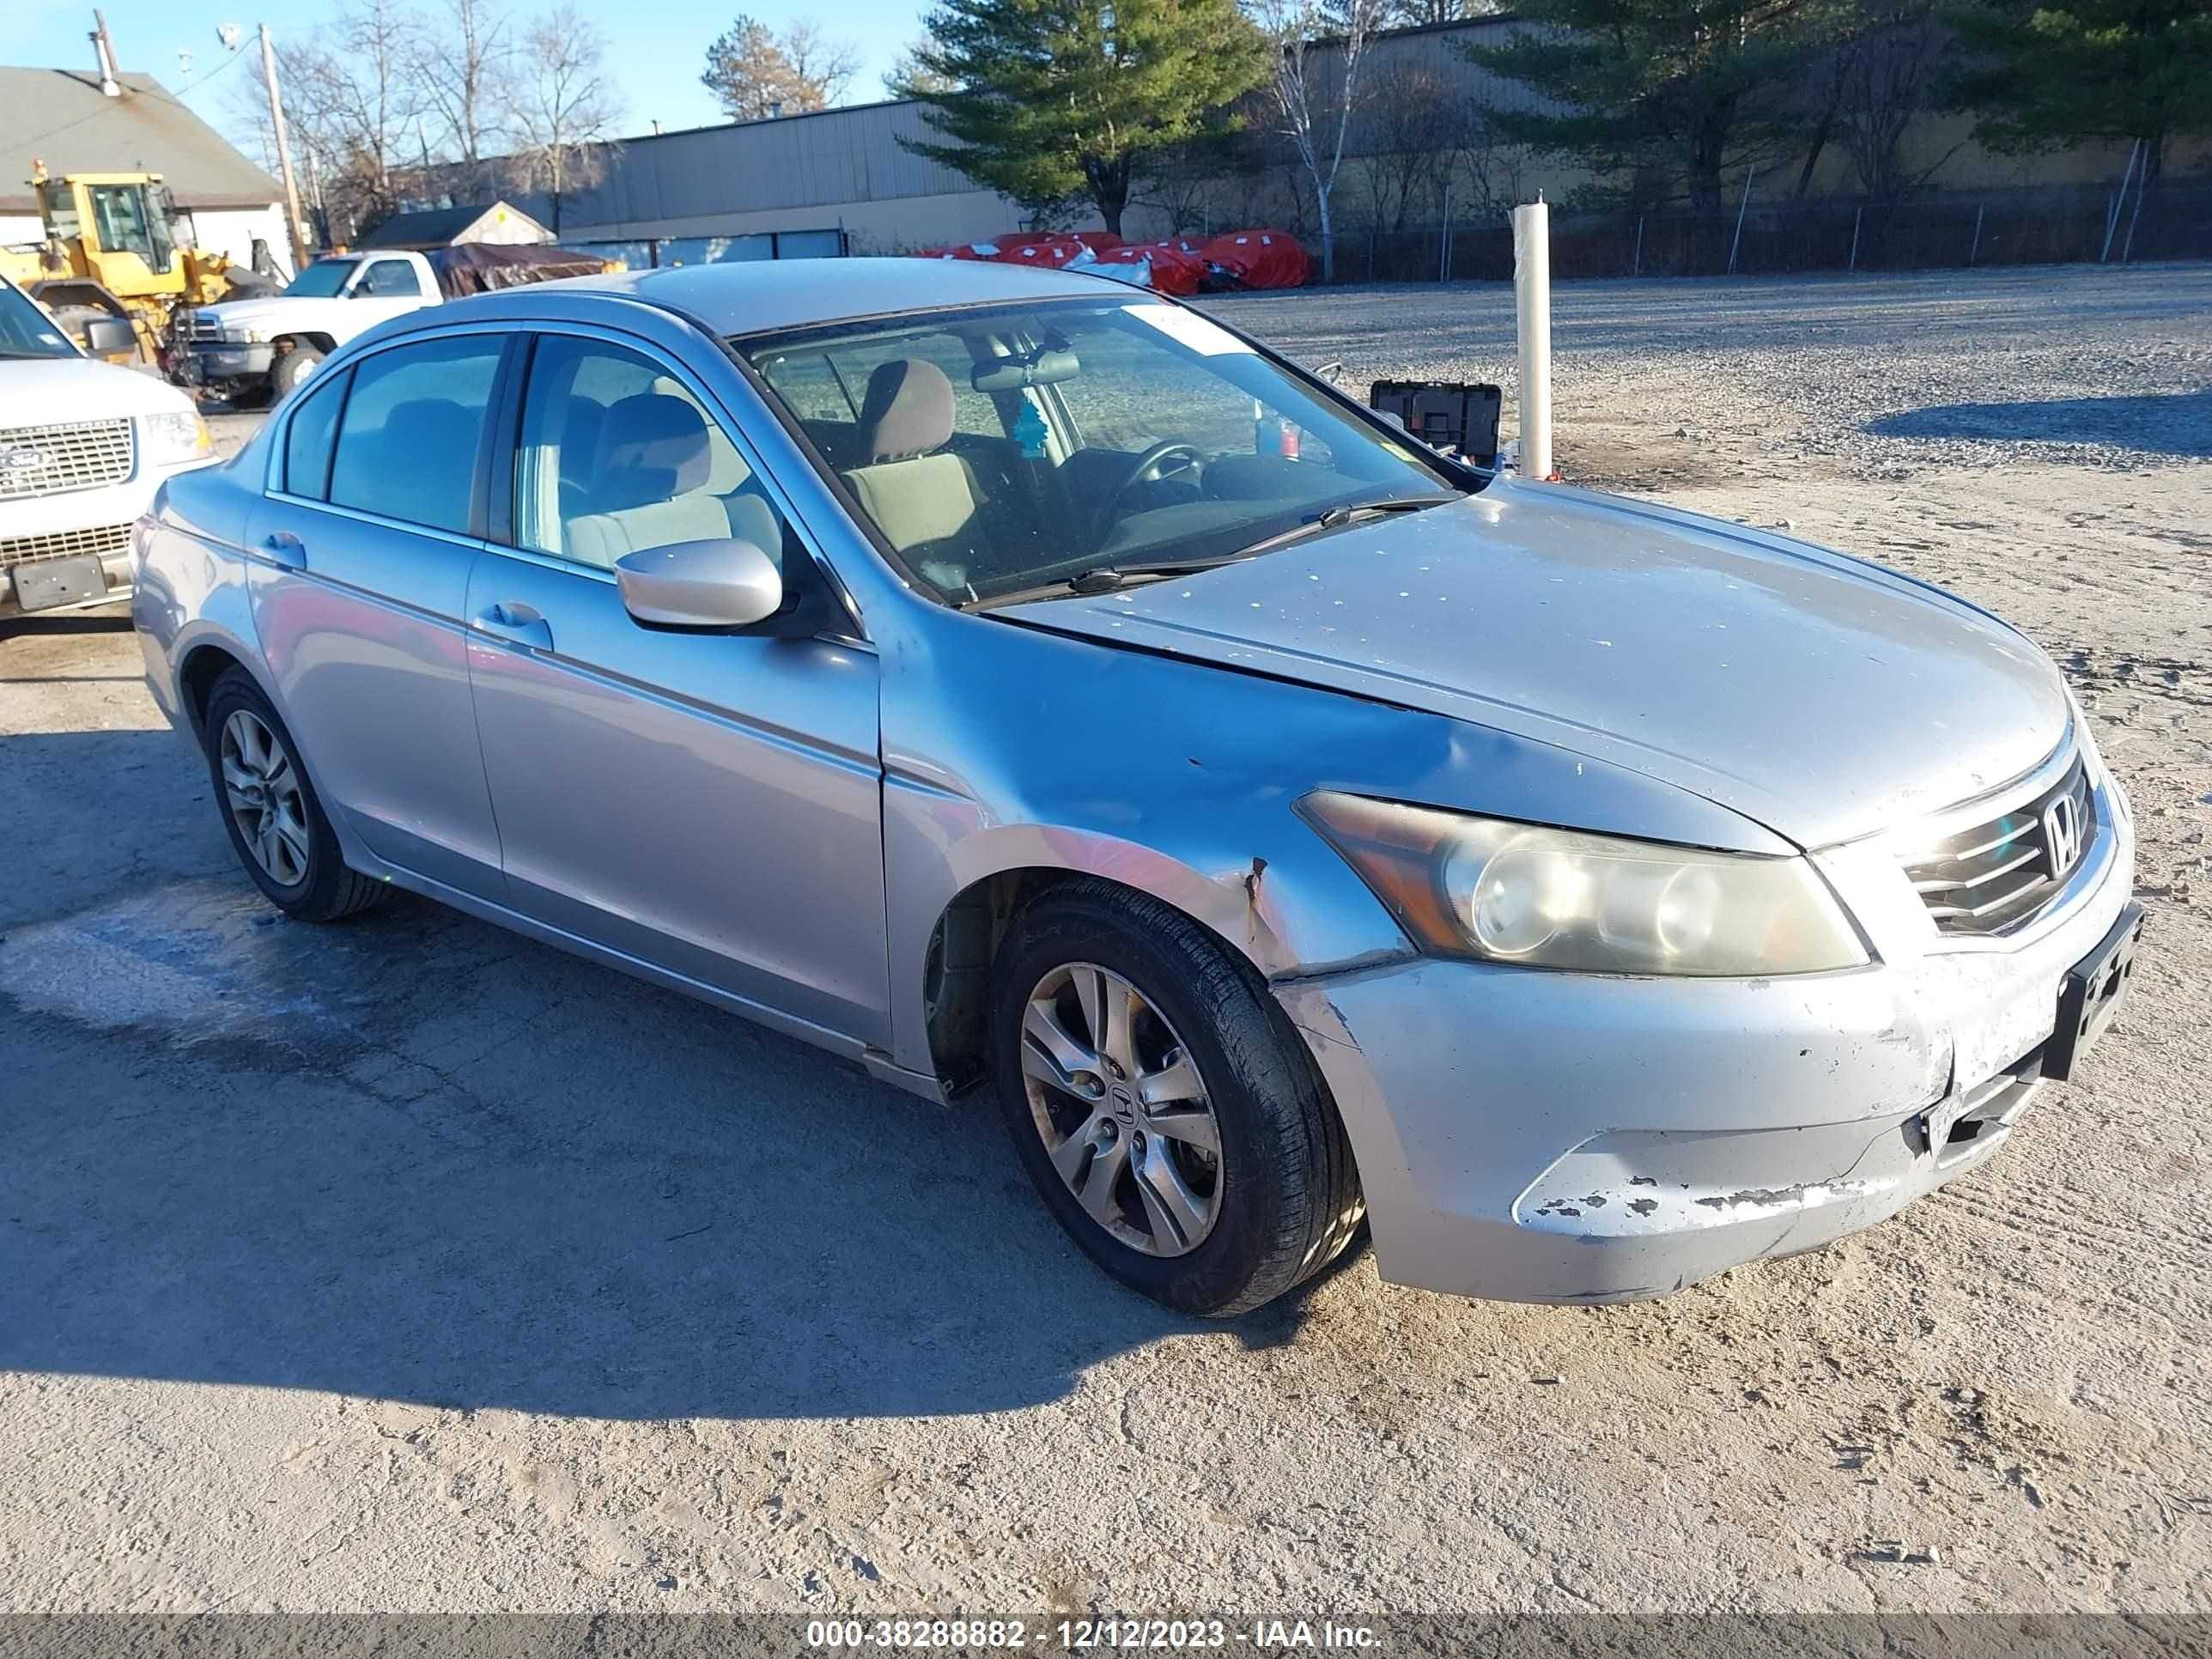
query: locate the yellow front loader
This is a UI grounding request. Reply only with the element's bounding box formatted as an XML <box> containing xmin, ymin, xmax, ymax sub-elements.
<box><xmin>1</xmin><ymin>164</ymin><xmax>250</xmax><ymax>368</ymax></box>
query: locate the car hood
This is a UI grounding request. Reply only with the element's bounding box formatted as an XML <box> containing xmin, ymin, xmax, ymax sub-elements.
<box><xmin>192</xmin><ymin>295</ymin><xmax>340</xmax><ymax>326</ymax></box>
<box><xmin>0</xmin><ymin>355</ymin><xmax>193</xmax><ymax>422</ymax></box>
<box><xmin>1000</xmin><ymin>477</ymin><xmax>2070</xmax><ymax>849</ymax></box>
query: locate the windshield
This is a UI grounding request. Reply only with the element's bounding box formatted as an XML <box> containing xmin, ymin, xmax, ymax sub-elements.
<box><xmin>0</xmin><ymin>283</ymin><xmax>81</xmax><ymax>359</ymax></box>
<box><xmin>739</xmin><ymin>298</ymin><xmax>1462</xmax><ymax>604</ymax></box>
<box><xmin>284</xmin><ymin>258</ymin><xmax>360</xmax><ymax>298</ymax></box>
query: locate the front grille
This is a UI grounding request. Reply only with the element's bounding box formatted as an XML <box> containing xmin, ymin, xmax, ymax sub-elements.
<box><xmin>183</xmin><ymin>310</ymin><xmax>224</xmax><ymax>343</ymax></box>
<box><xmin>1</xmin><ymin>521</ymin><xmax>135</xmax><ymax>570</ymax></box>
<box><xmin>0</xmin><ymin>418</ymin><xmax>135</xmax><ymax>498</ymax></box>
<box><xmin>1903</xmin><ymin>757</ymin><xmax>2095</xmax><ymax>936</ymax></box>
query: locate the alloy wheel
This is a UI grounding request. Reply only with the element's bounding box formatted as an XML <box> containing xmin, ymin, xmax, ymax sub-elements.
<box><xmin>219</xmin><ymin>708</ymin><xmax>311</xmax><ymax>888</ymax></box>
<box><xmin>1019</xmin><ymin>962</ymin><xmax>1224</xmax><ymax>1257</ymax></box>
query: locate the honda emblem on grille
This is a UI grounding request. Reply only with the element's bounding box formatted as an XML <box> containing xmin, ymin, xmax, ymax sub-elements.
<box><xmin>2044</xmin><ymin>791</ymin><xmax>2084</xmax><ymax>877</ymax></box>
<box><xmin>1</xmin><ymin>445</ymin><xmax>47</xmax><ymax>473</ymax></box>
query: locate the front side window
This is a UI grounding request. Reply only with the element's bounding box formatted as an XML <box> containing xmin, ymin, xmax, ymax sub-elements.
<box><xmin>327</xmin><ymin>334</ymin><xmax>505</xmax><ymax>535</ymax></box>
<box><xmin>359</xmin><ymin>260</ymin><xmax>422</xmax><ymax>298</ymax></box>
<box><xmin>88</xmin><ymin>185</ymin><xmax>171</xmax><ymax>272</ymax></box>
<box><xmin>0</xmin><ymin>281</ymin><xmax>80</xmax><ymax>359</ymax></box>
<box><xmin>514</xmin><ymin>334</ymin><xmax>793</xmax><ymax>572</ymax></box>
<box><xmin>741</xmin><ymin>299</ymin><xmax>1455</xmax><ymax>604</ymax></box>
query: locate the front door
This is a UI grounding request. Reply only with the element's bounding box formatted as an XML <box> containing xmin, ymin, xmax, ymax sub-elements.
<box><xmin>246</xmin><ymin>328</ymin><xmax>512</xmax><ymax>896</ymax></box>
<box><xmin>463</xmin><ymin>330</ymin><xmax>889</xmax><ymax>1048</ymax></box>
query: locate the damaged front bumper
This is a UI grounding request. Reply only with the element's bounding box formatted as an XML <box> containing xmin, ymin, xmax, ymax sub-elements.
<box><xmin>1277</xmin><ymin>774</ymin><xmax>2137</xmax><ymax>1305</ymax></box>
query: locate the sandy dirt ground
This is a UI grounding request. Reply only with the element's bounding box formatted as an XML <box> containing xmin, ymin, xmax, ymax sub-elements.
<box><xmin>2</xmin><ymin>265</ymin><xmax>2207</xmax><ymax>1619</ymax></box>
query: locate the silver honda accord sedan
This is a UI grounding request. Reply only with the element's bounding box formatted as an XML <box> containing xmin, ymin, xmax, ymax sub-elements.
<box><xmin>131</xmin><ymin>258</ymin><xmax>2142</xmax><ymax>1315</ymax></box>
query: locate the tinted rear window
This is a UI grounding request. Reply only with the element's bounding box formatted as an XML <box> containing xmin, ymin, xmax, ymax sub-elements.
<box><xmin>327</xmin><ymin>335</ymin><xmax>506</xmax><ymax>535</ymax></box>
<box><xmin>281</xmin><ymin>370</ymin><xmax>349</xmax><ymax>500</ymax></box>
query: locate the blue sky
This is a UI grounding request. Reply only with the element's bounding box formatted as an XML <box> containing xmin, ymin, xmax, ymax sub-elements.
<box><xmin>15</xmin><ymin>0</ymin><xmax>930</xmax><ymax>146</ymax></box>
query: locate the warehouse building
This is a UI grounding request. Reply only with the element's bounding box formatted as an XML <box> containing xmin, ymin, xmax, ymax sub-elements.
<box><xmin>459</xmin><ymin>15</ymin><xmax>2185</xmax><ymax>273</ymax></box>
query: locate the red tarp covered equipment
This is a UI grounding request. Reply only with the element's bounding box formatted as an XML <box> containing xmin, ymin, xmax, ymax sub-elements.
<box><xmin>1202</xmin><ymin>228</ymin><xmax>1310</xmax><ymax>289</ymax></box>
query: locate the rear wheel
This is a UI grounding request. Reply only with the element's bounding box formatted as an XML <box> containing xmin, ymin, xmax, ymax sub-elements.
<box><xmin>201</xmin><ymin>668</ymin><xmax>385</xmax><ymax>922</ymax></box>
<box><xmin>989</xmin><ymin>881</ymin><xmax>1364</xmax><ymax>1316</ymax></box>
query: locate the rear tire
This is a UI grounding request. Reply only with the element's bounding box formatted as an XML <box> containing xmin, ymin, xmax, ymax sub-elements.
<box><xmin>989</xmin><ymin>880</ymin><xmax>1364</xmax><ymax>1316</ymax></box>
<box><xmin>201</xmin><ymin>667</ymin><xmax>385</xmax><ymax>922</ymax></box>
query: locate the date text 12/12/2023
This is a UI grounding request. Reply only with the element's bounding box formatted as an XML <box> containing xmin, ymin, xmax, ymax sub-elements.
<box><xmin>803</xmin><ymin>1619</ymin><xmax>1382</xmax><ymax>1650</ymax></box>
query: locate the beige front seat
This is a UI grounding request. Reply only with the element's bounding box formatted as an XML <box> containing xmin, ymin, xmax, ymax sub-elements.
<box><xmin>841</xmin><ymin>358</ymin><xmax>984</xmax><ymax>555</ymax></box>
<box><xmin>565</xmin><ymin>392</ymin><xmax>741</xmax><ymax>567</ymax></box>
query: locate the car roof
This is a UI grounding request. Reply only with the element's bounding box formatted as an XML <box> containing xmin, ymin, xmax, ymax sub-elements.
<box><xmin>472</xmin><ymin>256</ymin><xmax>1143</xmax><ymax>337</ymax></box>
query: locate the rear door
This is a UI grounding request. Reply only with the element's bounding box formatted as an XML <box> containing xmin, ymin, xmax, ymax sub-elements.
<box><xmin>246</xmin><ymin>327</ymin><xmax>514</xmax><ymax>896</ymax></box>
<box><xmin>462</xmin><ymin>326</ymin><xmax>890</xmax><ymax>1048</ymax></box>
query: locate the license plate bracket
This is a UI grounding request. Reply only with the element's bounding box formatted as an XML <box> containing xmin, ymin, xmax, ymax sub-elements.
<box><xmin>11</xmin><ymin>554</ymin><xmax>110</xmax><ymax>612</ymax></box>
<box><xmin>2041</xmin><ymin>901</ymin><xmax>2145</xmax><ymax>1082</ymax></box>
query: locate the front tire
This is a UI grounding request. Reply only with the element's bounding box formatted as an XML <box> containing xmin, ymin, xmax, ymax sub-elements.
<box><xmin>201</xmin><ymin>668</ymin><xmax>385</xmax><ymax>922</ymax></box>
<box><xmin>269</xmin><ymin>342</ymin><xmax>324</xmax><ymax>399</ymax></box>
<box><xmin>989</xmin><ymin>881</ymin><xmax>1364</xmax><ymax>1316</ymax></box>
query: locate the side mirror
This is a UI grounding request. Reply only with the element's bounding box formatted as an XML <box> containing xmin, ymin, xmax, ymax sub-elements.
<box><xmin>615</xmin><ymin>538</ymin><xmax>783</xmax><ymax>630</ymax></box>
<box><xmin>82</xmin><ymin>316</ymin><xmax>137</xmax><ymax>356</ymax></box>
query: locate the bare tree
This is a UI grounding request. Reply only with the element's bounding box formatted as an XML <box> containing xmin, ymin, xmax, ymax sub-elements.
<box><xmin>1255</xmin><ymin>0</ymin><xmax>1381</xmax><ymax>281</ymax></box>
<box><xmin>228</xmin><ymin>2</ymin><xmax>428</xmax><ymax>245</ymax></box>
<box><xmin>781</xmin><ymin>21</ymin><xmax>861</xmax><ymax>105</ymax></box>
<box><xmin>1840</xmin><ymin>0</ymin><xmax>1956</xmax><ymax>204</ymax></box>
<box><xmin>514</xmin><ymin>4</ymin><xmax>622</xmax><ymax>231</ymax></box>
<box><xmin>417</xmin><ymin>0</ymin><xmax>517</xmax><ymax>188</ymax></box>
<box><xmin>1352</xmin><ymin>61</ymin><xmax>1461</xmax><ymax>234</ymax></box>
<box><xmin>701</xmin><ymin>14</ymin><xmax>861</xmax><ymax>121</ymax></box>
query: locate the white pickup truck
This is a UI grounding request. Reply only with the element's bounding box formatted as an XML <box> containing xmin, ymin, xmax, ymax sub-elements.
<box><xmin>178</xmin><ymin>249</ymin><xmax>443</xmax><ymax>402</ymax></box>
<box><xmin>1</xmin><ymin>274</ymin><xmax>216</xmax><ymax>623</ymax></box>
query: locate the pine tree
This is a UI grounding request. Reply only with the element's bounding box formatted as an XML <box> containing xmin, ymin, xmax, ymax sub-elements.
<box><xmin>1943</xmin><ymin>0</ymin><xmax>2212</xmax><ymax>189</ymax></box>
<box><xmin>898</xmin><ymin>0</ymin><xmax>1269</xmax><ymax>235</ymax></box>
<box><xmin>1467</xmin><ymin>0</ymin><xmax>1857</xmax><ymax>212</ymax></box>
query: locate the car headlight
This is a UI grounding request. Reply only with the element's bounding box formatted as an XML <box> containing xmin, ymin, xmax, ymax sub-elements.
<box><xmin>234</xmin><ymin>326</ymin><xmax>269</xmax><ymax>344</ymax></box>
<box><xmin>141</xmin><ymin>410</ymin><xmax>213</xmax><ymax>466</ymax></box>
<box><xmin>1298</xmin><ymin>791</ymin><xmax>1869</xmax><ymax>976</ymax></box>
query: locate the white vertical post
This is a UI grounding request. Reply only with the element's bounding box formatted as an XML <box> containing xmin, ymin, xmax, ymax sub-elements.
<box><xmin>1727</xmin><ymin>166</ymin><xmax>1755</xmax><ymax>275</ymax></box>
<box><xmin>2102</xmin><ymin>140</ymin><xmax>2141</xmax><ymax>262</ymax></box>
<box><xmin>1512</xmin><ymin>198</ymin><xmax>1553</xmax><ymax>482</ymax></box>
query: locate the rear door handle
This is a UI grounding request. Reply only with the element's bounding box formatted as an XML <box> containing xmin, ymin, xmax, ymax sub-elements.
<box><xmin>476</xmin><ymin>599</ymin><xmax>553</xmax><ymax>652</ymax></box>
<box><xmin>261</xmin><ymin>531</ymin><xmax>307</xmax><ymax>570</ymax></box>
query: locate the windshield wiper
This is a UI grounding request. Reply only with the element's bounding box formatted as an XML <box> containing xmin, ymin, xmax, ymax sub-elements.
<box><xmin>963</xmin><ymin>494</ymin><xmax>1464</xmax><ymax>610</ymax></box>
<box><xmin>1229</xmin><ymin>493</ymin><xmax>1463</xmax><ymax>557</ymax></box>
<box><xmin>966</xmin><ymin>555</ymin><xmax>1252</xmax><ymax>608</ymax></box>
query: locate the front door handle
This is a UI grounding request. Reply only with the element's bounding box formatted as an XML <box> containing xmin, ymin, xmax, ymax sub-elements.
<box><xmin>261</xmin><ymin>531</ymin><xmax>307</xmax><ymax>571</ymax></box>
<box><xmin>476</xmin><ymin>599</ymin><xmax>553</xmax><ymax>652</ymax></box>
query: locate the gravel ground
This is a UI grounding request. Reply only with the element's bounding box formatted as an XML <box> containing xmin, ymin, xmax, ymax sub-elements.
<box><xmin>3</xmin><ymin>264</ymin><xmax>2209</xmax><ymax>1621</ymax></box>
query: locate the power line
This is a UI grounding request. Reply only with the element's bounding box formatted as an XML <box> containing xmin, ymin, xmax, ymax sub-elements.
<box><xmin>3</xmin><ymin>45</ymin><xmax>253</xmax><ymax>156</ymax></box>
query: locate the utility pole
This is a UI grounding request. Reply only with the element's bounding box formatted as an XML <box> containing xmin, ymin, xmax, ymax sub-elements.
<box><xmin>259</xmin><ymin>23</ymin><xmax>310</xmax><ymax>271</ymax></box>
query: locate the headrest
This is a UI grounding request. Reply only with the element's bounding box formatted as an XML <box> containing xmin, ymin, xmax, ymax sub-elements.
<box><xmin>592</xmin><ymin>392</ymin><xmax>711</xmax><ymax>508</ymax></box>
<box><xmin>860</xmin><ymin>358</ymin><xmax>956</xmax><ymax>464</ymax></box>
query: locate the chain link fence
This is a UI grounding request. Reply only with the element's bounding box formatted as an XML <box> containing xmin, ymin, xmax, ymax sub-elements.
<box><xmin>1322</xmin><ymin>181</ymin><xmax>2212</xmax><ymax>284</ymax></box>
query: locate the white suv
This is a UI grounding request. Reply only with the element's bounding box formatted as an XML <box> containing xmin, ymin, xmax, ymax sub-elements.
<box><xmin>1</xmin><ymin>274</ymin><xmax>216</xmax><ymax>623</ymax></box>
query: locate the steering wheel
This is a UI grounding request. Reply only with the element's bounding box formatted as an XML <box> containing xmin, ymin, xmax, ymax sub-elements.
<box><xmin>1092</xmin><ymin>441</ymin><xmax>1206</xmax><ymax>550</ymax></box>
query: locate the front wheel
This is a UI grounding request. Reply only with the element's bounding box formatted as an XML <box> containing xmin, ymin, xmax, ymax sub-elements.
<box><xmin>269</xmin><ymin>342</ymin><xmax>324</xmax><ymax>399</ymax></box>
<box><xmin>989</xmin><ymin>881</ymin><xmax>1364</xmax><ymax>1316</ymax></box>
